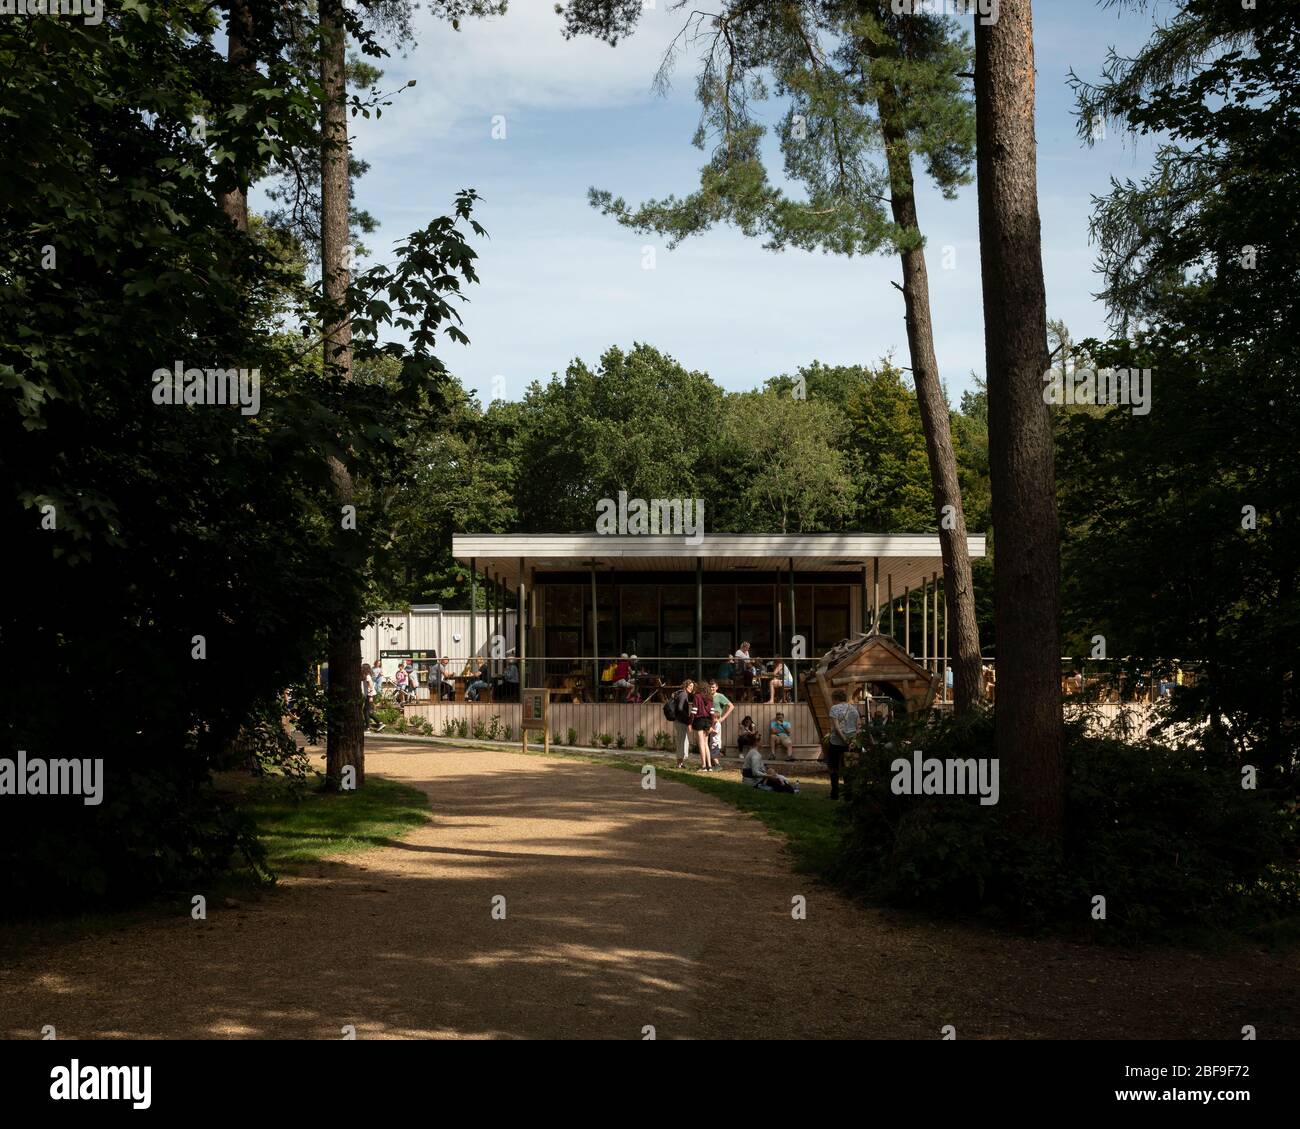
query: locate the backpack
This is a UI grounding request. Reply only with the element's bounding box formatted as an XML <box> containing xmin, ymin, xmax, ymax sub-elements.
<box><xmin>662</xmin><ymin>690</ymin><xmax>688</xmax><ymax>723</ymax></box>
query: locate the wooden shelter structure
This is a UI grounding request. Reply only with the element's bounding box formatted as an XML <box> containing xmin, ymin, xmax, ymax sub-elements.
<box><xmin>802</xmin><ymin>632</ymin><xmax>938</xmax><ymax>744</ymax></box>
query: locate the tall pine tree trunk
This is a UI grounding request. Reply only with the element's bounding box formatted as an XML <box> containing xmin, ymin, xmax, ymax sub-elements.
<box><xmin>321</xmin><ymin>0</ymin><xmax>365</xmax><ymax>790</ymax></box>
<box><xmin>974</xmin><ymin>0</ymin><xmax>1063</xmax><ymax>840</ymax></box>
<box><xmin>872</xmin><ymin>44</ymin><xmax>983</xmax><ymax>714</ymax></box>
<box><xmin>216</xmin><ymin>0</ymin><xmax>254</xmax><ymax>232</ymax></box>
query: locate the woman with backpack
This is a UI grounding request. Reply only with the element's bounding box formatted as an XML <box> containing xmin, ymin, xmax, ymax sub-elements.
<box><xmin>669</xmin><ymin>678</ymin><xmax>695</xmax><ymax>769</ymax></box>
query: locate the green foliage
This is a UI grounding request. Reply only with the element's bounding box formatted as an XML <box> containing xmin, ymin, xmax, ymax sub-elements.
<box><xmin>713</xmin><ymin>390</ymin><xmax>855</xmax><ymax>533</ymax></box>
<box><xmin>1059</xmin><ymin>2</ymin><xmax>1300</xmax><ymax>770</ymax></box>
<box><xmin>587</xmin><ymin>4</ymin><xmax>974</xmax><ymax>258</ymax></box>
<box><xmin>0</xmin><ymin>4</ymin><xmax>483</xmax><ymax>910</ymax></box>
<box><xmin>839</xmin><ymin>712</ymin><xmax>1298</xmax><ymax>941</ymax></box>
<box><xmin>566</xmin><ymin>727</ymin><xmax>578</xmax><ymax>746</ymax></box>
<box><xmin>513</xmin><ymin>343</ymin><xmax>721</xmax><ymax>532</ymax></box>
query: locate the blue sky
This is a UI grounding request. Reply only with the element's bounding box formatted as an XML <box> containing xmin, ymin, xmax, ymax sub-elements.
<box><xmin>270</xmin><ymin>2</ymin><xmax>1165</xmax><ymax>404</ymax></box>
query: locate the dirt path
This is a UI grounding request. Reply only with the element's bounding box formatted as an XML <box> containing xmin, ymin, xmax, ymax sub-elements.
<box><xmin>1</xmin><ymin>743</ymin><xmax>1296</xmax><ymax>1039</ymax></box>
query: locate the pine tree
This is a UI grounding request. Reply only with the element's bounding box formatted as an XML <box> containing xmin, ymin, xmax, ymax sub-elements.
<box><xmin>581</xmin><ymin>1</ymin><xmax>985</xmax><ymax>711</ymax></box>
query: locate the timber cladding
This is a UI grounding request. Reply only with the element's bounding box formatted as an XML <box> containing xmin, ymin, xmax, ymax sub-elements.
<box><xmin>403</xmin><ymin>701</ymin><xmax>822</xmax><ymax>758</ymax></box>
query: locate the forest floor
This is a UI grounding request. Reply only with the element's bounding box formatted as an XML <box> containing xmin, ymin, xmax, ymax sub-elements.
<box><xmin>1</xmin><ymin>740</ymin><xmax>1296</xmax><ymax>1039</ymax></box>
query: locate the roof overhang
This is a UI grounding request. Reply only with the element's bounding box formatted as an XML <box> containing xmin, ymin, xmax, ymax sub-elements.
<box><xmin>452</xmin><ymin>533</ymin><xmax>985</xmax><ymax>593</ymax></box>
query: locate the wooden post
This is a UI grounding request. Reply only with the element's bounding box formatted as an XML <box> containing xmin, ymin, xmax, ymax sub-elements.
<box><xmin>695</xmin><ymin>557</ymin><xmax>703</xmax><ymax>684</ymax></box>
<box><xmin>489</xmin><ymin>569</ymin><xmax>497</xmax><ymax>673</ymax></box>
<box><xmin>942</xmin><ymin>581</ymin><xmax>949</xmax><ymax>703</ymax></box>
<box><xmin>932</xmin><ymin>571</ymin><xmax>940</xmax><ymax>676</ymax></box>
<box><xmin>590</xmin><ymin>562</ymin><xmax>598</xmax><ymax>699</ymax></box>
<box><xmin>469</xmin><ymin>558</ymin><xmax>477</xmax><ymax>671</ymax></box>
<box><xmin>873</xmin><ymin>557</ymin><xmax>880</xmax><ymax>635</ymax></box>
<box><xmin>788</xmin><ymin>557</ymin><xmax>797</xmax><ymax>704</ymax></box>
<box><xmin>904</xmin><ymin>585</ymin><xmax>910</xmax><ymax>655</ymax></box>
<box><xmin>922</xmin><ymin>575</ymin><xmax>928</xmax><ymax>670</ymax></box>
<box><xmin>518</xmin><ymin>556</ymin><xmax>526</xmax><ymax>690</ymax></box>
<box><xmin>888</xmin><ymin>574</ymin><xmax>894</xmax><ymax>639</ymax></box>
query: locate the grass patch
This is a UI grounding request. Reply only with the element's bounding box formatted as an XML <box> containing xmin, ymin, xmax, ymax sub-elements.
<box><xmin>0</xmin><ymin>772</ymin><xmax>430</xmax><ymax>963</ymax></box>
<box><xmin>236</xmin><ymin>773</ymin><xmax>431</xmax><ymax>872</ymax></box>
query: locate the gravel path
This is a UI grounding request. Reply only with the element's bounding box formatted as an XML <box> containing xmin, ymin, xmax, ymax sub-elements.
<box><xmin>1</xmin><ymin>742</ymin><xmax>1296</xmax><ymax>1039</ymax></box>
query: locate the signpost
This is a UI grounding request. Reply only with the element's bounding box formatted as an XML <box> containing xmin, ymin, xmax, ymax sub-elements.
<box><xmin>520</xmin><ymin>687</ymin><xmax>550</xmax><ymax>753</ymax></box>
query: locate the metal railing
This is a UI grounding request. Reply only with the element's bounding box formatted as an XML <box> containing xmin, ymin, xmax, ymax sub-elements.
<box><xmin>489</xmin><ymin>655</ymin><xmax>804</xmax><ymax>704</ymax></box>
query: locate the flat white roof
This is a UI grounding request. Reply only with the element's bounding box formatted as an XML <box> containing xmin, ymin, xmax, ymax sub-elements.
<box><xmin>452</xmin><ymin>533</ymin><xmax>984</xmax><ymax>592</ymax></box>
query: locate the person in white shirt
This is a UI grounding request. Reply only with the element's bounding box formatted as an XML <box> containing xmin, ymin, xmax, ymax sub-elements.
<box><xmin>826</xmin><ymin>689</ymin><xmax>860</xmax><ymax>801</ymax></box>
<box><xmin>733</xmin><ymin>642</ymin><xmax>753</xmax><ymax>700</ymax></box>
<box><xmin>360</xmin><ymin>664</ymin><xmax>385</xmax><ymax>731</ymax></box>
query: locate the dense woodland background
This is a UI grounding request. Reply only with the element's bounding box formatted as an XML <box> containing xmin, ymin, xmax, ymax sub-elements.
<box><xmin>1</xmin><ymin>1</ymin><xmax>1295</xmax><ymax>938</ymax></box>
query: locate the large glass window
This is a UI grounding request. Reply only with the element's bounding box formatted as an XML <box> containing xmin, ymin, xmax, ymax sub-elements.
<box><xmin>620</xmin><ymin>585</ymin><xmax>659</xmax><ymax>657</ymax></box>
<box><xmin>814</xmin><ymin>584</ymin><xmax>851</xmax><ymax>652</ymax></box>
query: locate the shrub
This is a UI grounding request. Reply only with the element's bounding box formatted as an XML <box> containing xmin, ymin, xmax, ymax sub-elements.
<box><xmin>486</xmin><ymin>715</ymin><xmax>501</xmax><ymax>741</ymax></box>
<box><xmin>566</xmin><ymin>727</ymin><xmax>577</xmax><ymax>746</ymax></box>
<box><xmin>652</xmin><ymin>730</ymin><xmax>671</xmax><ymax>751</ymax></box>
<box><xmin>471</xmin><ymin>720</ymin><xmax>487</xmax><ymax>740</ymax></box>
<box><xmin>456</xmin><ymin>717</ymin><xmax>470</xmax><ymax>739</ymax></box>
<box><xmin>552</xmin><ymin>730</ymin><xmax>564</xmax><ymax>746</ymax></box>
<box><xmin>635</xmin><ymin>730</ymin><xmax>646</xmax><ymax>748</ymax></box>
<box><xmin>838</xmin><ymin>710</ymin><xmax>1299</xmax><ymax>941</ymax></box>
<box><xmin>442</xmin><ymin>717</ymin><xmax>458</xmax><ymax>737</ymax></box>
<box><xmin>615</xmin><ymin>733</ymin><xmax>626</xmax><ymax>749</ymax></box>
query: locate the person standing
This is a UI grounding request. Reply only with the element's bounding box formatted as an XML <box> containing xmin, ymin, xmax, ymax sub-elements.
<box><xmin>672</xmin><ymin>678</ymin><xmax>696</xmax><ymax>768</ymax></box>
<box><xmin>826</xmin><ymin>688</ymin><xmax>859</xmax><ymax>801</ymax></box>
<box><xmin>689</xmin><ymin>681</ymin><xmax>717</xmax><ymax>770</ymax></box>
<box><xmin>708</xmin><ymin>678</ymin><xmax>733</xmax><ymax>761</ymax></box>
<box><xmin>371</xmin><ymin>660</ymin><xmax>385</xmax><ymax>697</ymax></box>
<box><xmin>360</xmin><ymin>664</ymin><xmax>385</xmax><ymax>732</ymax></box>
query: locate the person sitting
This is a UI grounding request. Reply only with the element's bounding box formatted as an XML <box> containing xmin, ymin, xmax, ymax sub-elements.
<box><xmin>432</xmin><ymin>656</ymin><xmax>455</xmax><ymax>700</ymax></box>
<box><xmin>767</xmin><ymin>660</ymin><xmax>793</xmax><ymax>703</ymax></box>
<box><xmin>503</xmin><ymin>654</ymin><xmax>520</xmax><ymax>700</ymax></box>
<box><xmin>741</xmin><ymin>744</ymin><xmax>798</xmax><ymax>793</ymax></box>
<box><xmin>769</xmin><ymin>712</ymin><xmax>793</xmax><ymax>758</ymax></box>
<box><xmin>466</xmin><ymin>660</ymin><xmax>491</xmax><ymax>701</ymax></box>
<box><xmin>611</xmin><ymin>653</ymin><xmax>634</xmax><ymax>701</ymax></box>
<box><xmin>734</xmin><ymin>641</ymin><xmax>754</xmax><ymax>701</ymax></box>
<box><xmin>736</xmin><ymin>716</ymin><xmax>759</xmax><ymax>755</ymax></box>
